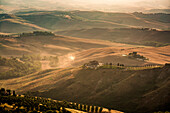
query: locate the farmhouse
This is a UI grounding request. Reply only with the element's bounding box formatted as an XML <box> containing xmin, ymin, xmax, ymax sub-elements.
<box><xmin>165</xmin><ymin>63</ymin><xmax>170</xmax><ymax>67</ymax></box>
<box><xmin>128</xmin><ymin>52</ymin><xmax>148</xmax><ymax>61</ymax></box>
<box><xmin>83</xmin><ymin>60</ymin><xmax>103</xmax><ymax>69</ymax></box>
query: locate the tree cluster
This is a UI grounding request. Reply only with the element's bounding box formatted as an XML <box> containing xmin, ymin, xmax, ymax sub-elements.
<box><xmin>0</xmin><ymin>55</ymin><xmax>41</xmax><ymax>79</ymax></box>
<box><xmin>19</xmin><ymin>31</ymin><xmax>55</xmax><ymax>37</ymax></box>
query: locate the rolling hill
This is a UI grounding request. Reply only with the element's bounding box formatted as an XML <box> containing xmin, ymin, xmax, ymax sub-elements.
<box><xmin>68</xmin><ymin>11</ymin><xmax>170</xmax><ymax>30</ymax></box>
<box><xmin>144</xmin><ymin>9</ymin><xmax>170</xmax><ymax>14</ymax></box>
<box><xmin>16</xmin><ymin>11</ymin><xmax>127</xmax><ymax>31</ymax></box>
<box><xmin>1</xmin><ymin>10</ymin><xmax>170</xmax><ymax>34</ymax></box>
<box><xmin>0</xmin><ymin>31</ymin><xmax>124</xmax><ymax>56</ymax></box>
<box><xmin>0</xmin><ymin>9</ymin><xmax>170</xmax><ymax>113</ymax></box>
<box><xmin>1</xmin><ymin>32</ymin><xmax>170</xmax><ymax>68</ymax></box>
<box><xmin>65</xmin><ymin>45</ymin><xmax>170</xmax><ymax>67</ymax></box>
<box><xmin>56</xmin><ymin>28</ymin><xmax>170</xmax><ymax>47</ymax></box>
<box><xmin>0</xmin><ymin>14</ymin><xmax>48</xmax><ymax>33</ymax></box>
<box><xmin>0</xmin><ymin>32</ymin><xmax>169</xmax><ymax>111</ymax></box>
<box><xmin>0</xmin><ymin>64</ymin><xmax>169</xmax><ymax>113</ymax></box>
<box><xmin>16</xmin><ymin>11</ymin><xmax>170</xmax><ymax>31</ymax></box>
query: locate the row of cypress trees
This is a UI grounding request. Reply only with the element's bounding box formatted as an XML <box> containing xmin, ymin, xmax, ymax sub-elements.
<box><xmin>0</xmin><ymin>88</ymin><xmax>104</xmax><ymax>113</ymax></box>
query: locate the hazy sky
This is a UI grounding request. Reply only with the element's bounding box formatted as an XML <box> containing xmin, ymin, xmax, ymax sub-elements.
<box><xmin>40</xmin><ymin>0</ymin><xmax>170</xmax><ymax>9</ymax></box>
<box><xmin>1</xmin><ymin>0</ymin><xmax>170</xmax><ymax>12</ymax></box>
<box><xmin>40</xmin><ymin>0</ymin><xmax>169</xmax><ymax>6</ymax></box>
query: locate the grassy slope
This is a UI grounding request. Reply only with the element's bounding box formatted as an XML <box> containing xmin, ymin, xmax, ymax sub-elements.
<box><xmin>1</xmin><ymin>33</ymin><xmax>170</xmax><ymax>65</ymax></box>
<box><xmin>33</xmin><ymin>66</ymin><xmax>170</xmax><ymax>113</ymax></box>
<box><xmin>68</xmin><ymin>46</ymin><xmax>170</xmax><ymax>66</ymax></box>
<box><xmin>0</xmin><ymin>66</ymin><xmax>169</xmax><ymax>113</ymax></box>
<box><xmin>56</xmin><ymin>28</ymin><xmax>170</xmax><ymax>46</ymax></box>
<box><xmin>70</xmin><ymin>11</ymin><xmax>170</xmax><ymax>30</ymax></box>
<box><xmin>0</xmin><ymin>11</ymin><xmax>170</xmax><ymax>34</ymax></box>
<box><xmin>133</xmin><ymin>12</ymin><xmax>170</xmax><ymax>23</ymax></box>
<box><xmin>17</xmin><ymin>11</ymin><xmax>126</xmax><ymax>31</ymax></box>
<box><xmin>0</xmin><ymin>34</ymin><xmax>116</xmax><ymax>56</ymax></box>
<box><xmin>14</xmin><ymin>11</ymin><xmax>170</xmax><ymax>31</ymax></box>
<box><xmin>1</xmin><ymin>11</ymin><xmax>170</xmax><ymax>33</ymax></box>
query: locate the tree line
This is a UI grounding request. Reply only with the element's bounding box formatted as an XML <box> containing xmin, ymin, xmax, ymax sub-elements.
<box><xmin>0</xmin><ymin>88</ymin><xmax>103</xmax><ymax>113</ymax></box>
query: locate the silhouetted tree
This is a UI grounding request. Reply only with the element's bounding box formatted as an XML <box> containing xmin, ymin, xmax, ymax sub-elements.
<box><xmin>6</xmin><ymin>89</ymin><xmax>11</xmax><ymax>95</ymax></box>
<box><xmin>108</xmin><ymin>108</ymin><xmax>112</xmax><ymax>113</ymax></box>
<box><xmin>87</xmin><ymin>105</ymin><xmax>90</xmax><ymax>112</ymax></box>
<box><xmin>80</xmin><ymin>104</ymin><xmax>82</xmax><ymax>110</ymax></box>
<box><xmin>0</xmin><ymin>88</ymin><xmax>5</xmax><ymax>95</ymax></box>
<box><xmin>91</xmin><ymin>106</ymin><xmax>94</xmax><ymax>112</ymax></box>
<box><xmin>84</xmin><ymin>105</ymin><xmax>87</xmax><ymax>111</ymax></box>
<box><xmin>96</xmin><ymin>106</ymin><xmax>99</xmax><ymax>112</ymax></box>
<box><xmin>13</xmin><ymin>91</ymin><xmax>16</xmax><ymax>96</ymax></box>
<box><xmin>99</xmin><ymin>107</ymin><xmax>103</xmax><ymax>113</ymax></box>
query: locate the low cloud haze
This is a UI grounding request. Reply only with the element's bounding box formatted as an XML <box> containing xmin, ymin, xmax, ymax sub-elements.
<box><xmin>0</xmin><ymin>0</ymin><xmax>169</xmax><ymax>13</ymax></box>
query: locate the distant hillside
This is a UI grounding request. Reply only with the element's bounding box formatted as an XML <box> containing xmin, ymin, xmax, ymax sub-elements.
<box><xmin>1</xmin><ymin>10</ymin><xmax>170</xmax><ymax>33</ymax></box>
<box><xmin>17</xmin><ymin>11</ymin><xmax>170</xmax><ymax>30</ymax></box>
<box><xmin>0</xmin><ymin>9</ymin><xmax>5</xmax><ymax>13</ymax></box>
<box><xmin>0</xmin><ymin>31</ymin><xmax>117</xmax><ymax>56</ymax></box>
<box><xmin>69</xmin><ymin>11</ymin><xmax>170</xmax><ymax>30</ymax></box>
<box><xmin>1</xmin><ymin>32</ymin><xmax>170</xmax><ymax>66</ymax></box>
<box><xmin>145</xmin><ymin>9</ymin><xmax>170</xmax><ymax>14</ymax></box>
<box><xmin>0</xmin><ymin>14</ymin><xmax>48</xmax><ymax>33</ymax></box>
<box><xmin>1</xmin><ymin>0</ymin><xmax>169</xmax><ymax>14</ymax></box>
<box><xmin>1</xmin><ymin>65</ymin><xmax>169</xmax><ymax>113</ymax></box>
<box><xmin>16</xmin><ymin>11</ymin><xmax>126</xmax><ymax>31</ymax></box>
<box><xmin>133</xmin><ymin>12</ymin><xmax>170</xmax><ymax>23</ymax></box>
<box><xmin>56</xmin><ymin>28</ymin><xmax>170</xmax><ymax>47</ymax></box>
<box><xmin>68</xmin><ymin>46</ymin><xmax>170</xmax><ymax>66</ymax></box>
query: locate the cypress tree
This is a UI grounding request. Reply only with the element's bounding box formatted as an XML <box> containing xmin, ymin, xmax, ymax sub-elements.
<box><xmin>99</xmin><ymin>107</ymin><xmax>103</xmax><ymax>113</ymax></box>
<box><xmin>87</xmin><ymin>105</ymin><xmax>90</xmax><ymax>112</ymax></box>
<box><xmin>95</xmin><ymin>106</ymin><xmax>99</xmax><ymax>112</ymax></box>
<box><xmin>108</xmin><ymin>108</ymin><xmax>112</xmax><ymax>113</ymax></box>
<box><xmin>0</xmin><ymin>88</ymin><xmax>5</xmax><ymax>95</ymax></box>
<box><xmin>84</xmin><ymin>105</ymin><xmax>87</xmax><ymax>111</ymax></box>
<box><xmin>80</xmin><ymin>104</ymin><xmax>82</xmax><ymax>111</ymax></box>
<box><xmin>91</xmin><ymin>106</ymin><xmax>94</xmax><ymax>112</ymax></box>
